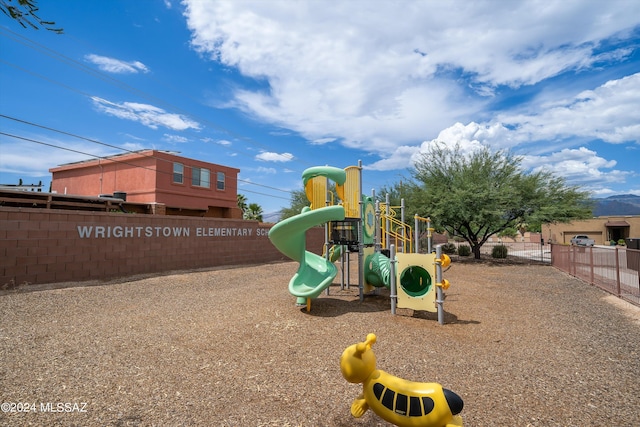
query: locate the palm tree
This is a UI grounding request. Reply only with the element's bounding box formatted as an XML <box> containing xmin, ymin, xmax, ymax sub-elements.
<box><xmin>244</xmin><ymin>203</ymin><xmax>263</xmax><ymax>222</ymax></box>
<box><xmin>237</xmin><ymin>194</ymin><xmax>248</xmax><ymax>212</ymax></box>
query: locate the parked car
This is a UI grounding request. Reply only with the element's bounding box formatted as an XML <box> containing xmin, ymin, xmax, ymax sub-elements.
<box><xmin>570</xmin><ymin>235</ymin><xmax>595</xmax><ymax>246</ymax></box>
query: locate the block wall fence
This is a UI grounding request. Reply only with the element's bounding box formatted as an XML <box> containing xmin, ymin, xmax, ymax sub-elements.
<box><xmin>0</xmin><ymin>207</ymin><xmax>325</xmax><ymax>288</ymax></box>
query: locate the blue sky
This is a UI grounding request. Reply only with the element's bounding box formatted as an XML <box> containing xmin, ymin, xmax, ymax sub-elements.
<box><xmin>1</xmin><ymin>0</ymin><xmax>639</xmax><ymax>221</ymax></box>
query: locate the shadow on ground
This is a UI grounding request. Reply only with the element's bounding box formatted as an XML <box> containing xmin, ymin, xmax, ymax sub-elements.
<box><xmin>301</xmin><ymin>290</ymin><xmax>481</xmax><ymax>325</ymax></box>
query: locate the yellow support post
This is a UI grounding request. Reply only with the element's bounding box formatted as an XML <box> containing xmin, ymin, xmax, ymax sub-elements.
<box><xmin>305</xmin><ymin>175</ymin><xmax>328</xmax><ymax>210</ymax></box>
<box><xmin>343</xmin><ymin>165</ymin><xmax>361</xmax><ymax>218</ymax></box>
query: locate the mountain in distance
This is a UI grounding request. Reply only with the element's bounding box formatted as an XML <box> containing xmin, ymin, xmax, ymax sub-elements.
<box><xmin>592</xmin><ymin>194</ymin><xmax>640</xmax><ymax>216</ymax></box>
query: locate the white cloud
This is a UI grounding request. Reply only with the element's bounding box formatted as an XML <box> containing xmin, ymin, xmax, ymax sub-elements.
<box><xmin>522</xmin><ymin>146</ymin><xmax>634</xmax><ymax>198</ymax></box>
<box><xmin>182</xmin><ymin>0</ymin><xmax>639</xmax><ymax>155</ymax></box>
<box><xmin>181</xmin><ymin>0</ymin><xmax>639</xmax><ymax>197</ymax></box>
<box><xmin>368</xmin><ymin>73</ymin><xmax>640</xmax><ymax>192</ymax></box>
<box><xmin>498</xmin><ymin>73</ymin><xmax>640</xmax><ymax>145</ymax></box>
<box><xmin>120</xmin><ymin>141</ymin><xmax>146</xmax><ymax>152</ymax></box>
<box><xmin>310</xmin><ymin>137</ymin><xmax>337</xmax><ymax>145</ymax></box>
<box><xmin>522</xmin><ymin>147</ymin><xmax>628</xmax><ymax>185</ymax></box>
<box><xmin>256</xmin><ymin>166</ymin><xmax>276</xmax><ymax>174</ymax></box>
<box><xmin>91</xmin><ymin>97</ymin><xmax>201</xmax><ymax>131</ymax></box>
<box><xmin>0</xmin><ymin>134</ymin><xmax>116</xmax><ymax>177</ymax></box>
<box><xmin>255</xmin><ymin>151</ymin><xmax>293</xmax><ymax>162</ymax></box>
<box><xmin>163</xmin><ymin>134</ymin><xmax>188</xmax><ymax>143</ymax></box>
<box><xmin>121</xmin><ymin>133</ymin><xmax>145</xmax><ymax>142</ymax></box>
<box><xmin>85</xmin><ymin>54</ymin><xmax>149</xmax><ymax>74</ymax></box>
<box><xmin>366</xmin><ymin>122</ymin><xmax>510</xmax><ymax>171</ymax></box>
<box><xmin>363</xmin><ymin>145</ymin><xmax>420</xmax><ymax>171</ymax></box>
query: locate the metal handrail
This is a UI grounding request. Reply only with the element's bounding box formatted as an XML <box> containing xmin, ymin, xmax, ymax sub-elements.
<box><xmin>380</xmin><ymin>210</ymin><xmax>412</xmax><ymax>253</ymax></box>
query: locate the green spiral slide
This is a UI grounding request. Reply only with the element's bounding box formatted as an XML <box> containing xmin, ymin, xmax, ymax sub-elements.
<box><xmin>268</xmin><ymin>205</ymin><xmax>345</xmax><ymax>305</ymax></box>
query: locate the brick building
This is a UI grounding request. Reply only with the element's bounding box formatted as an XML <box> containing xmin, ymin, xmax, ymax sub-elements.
<box><xmin>50</xmin><ymin>150</ymin><xmax>242</xmax><ymax>218</ymax></box>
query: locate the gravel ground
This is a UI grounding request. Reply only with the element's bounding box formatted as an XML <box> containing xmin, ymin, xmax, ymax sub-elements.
<box><xmin>1</xmin><ymin>256</ymin><xmax>639</xmax><ymax>427</ymax></box>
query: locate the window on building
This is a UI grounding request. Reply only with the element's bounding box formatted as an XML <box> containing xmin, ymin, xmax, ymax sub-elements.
<box><xmin>216</xmin><ymin>172</ymin><xmax>225</xmax><ymax>190</ymax></box>
<box><xmin>192</xmin><ymin>167</ymin><xmax>210</xmax><ymax>188</ymax></box>
<box><xmin>173</xmin><ymin>163</ymin><xmax>183</xmax><ymax>184</ymax></box>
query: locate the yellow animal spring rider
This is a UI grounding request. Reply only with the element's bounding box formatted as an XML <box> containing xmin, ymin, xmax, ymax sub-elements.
<box><xmin>340</xmin><ymin>334</ymin><xmax>464</xmax><ymax>427</ymax></box>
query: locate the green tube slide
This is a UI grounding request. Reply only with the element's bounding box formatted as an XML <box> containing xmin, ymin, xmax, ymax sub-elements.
<box><xmin>268</xmin><ymin>205</ymin><xmax>345</xmax><ymax>301</ymax></box>
<box><xmin>328</xmin><ymin>244</ymin><xmax>342</xmax><ymax>263</ymax></box>
<box><xmin>364</xmin><ymin>252</ymin><xmax>392</xmax><ymax>288</ymax></box>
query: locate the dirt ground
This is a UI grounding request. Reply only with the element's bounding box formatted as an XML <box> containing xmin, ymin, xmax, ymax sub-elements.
<box><xmin>1</xmin><ymin>256</ymin><xmax>639</xmax><ymax>426</ymax></box>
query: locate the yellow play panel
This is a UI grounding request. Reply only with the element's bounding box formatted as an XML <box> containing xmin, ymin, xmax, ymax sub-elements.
<box><xmin>396</xmin><ymin>253</ymin><xmax>437</xmax><ymax>312</ymax></box>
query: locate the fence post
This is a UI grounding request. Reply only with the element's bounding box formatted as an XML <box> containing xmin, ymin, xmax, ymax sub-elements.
<box><xmin>589</xmin><ymin>246</ymin><xmax>594</xmax><ymax>285</ymax></box>
<box><xmin>615</xmin><ymin>246</ymin><xmax>621</xmax><ymax>297</ymax></box>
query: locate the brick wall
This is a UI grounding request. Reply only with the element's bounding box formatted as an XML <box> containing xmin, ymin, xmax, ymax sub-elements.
<box><xmin>0</xmin><ymin>207</ymin><xmax>325</xmax><ymax>288</ymax></box>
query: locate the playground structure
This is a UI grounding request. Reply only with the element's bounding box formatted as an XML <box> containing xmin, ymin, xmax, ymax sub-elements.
<box><xmin>268</xmin><ymin>163</ymin><xmax>454</xmax><ymax>323</ymax></box>
<box><xmin>340</xmin><ymin>333</ymin><xmax>464</xmax><ymax>427</ymax></box>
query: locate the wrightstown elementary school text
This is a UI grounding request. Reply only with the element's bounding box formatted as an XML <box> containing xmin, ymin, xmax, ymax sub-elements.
<box><xmin>77</xmin><ymin>225</ymin><xmax>270</xmax><ymax>239</ymax></box>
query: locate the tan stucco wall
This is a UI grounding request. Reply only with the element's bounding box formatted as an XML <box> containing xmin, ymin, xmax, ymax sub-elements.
<box><xmin>542</xmin><ymin>216</ymin><xmax>640</xmax><ymax>245</ymax></box>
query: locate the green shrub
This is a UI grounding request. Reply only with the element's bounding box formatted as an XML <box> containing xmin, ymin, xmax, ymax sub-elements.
<box><xmin>618</xmin><ymin>239</ymin><xmax>626</xmax><ymax>246</ymax></box>
<box><xmin>491</xmin><ymin>244</ymin><xmax>508</xmax><ymax>258</ymax></box>
<box><xmin>441</xmin><ymin>243</ymin><xmax>457</xmax><ymax>255</ymax></box>
<box><xmin>610</xmin><ymin>240</ymin><xmax>617</xmax><ymax>246</ymax></box>
<box><xmin>457</xmin><ymin>245</ymin><xmax>471</xmax><ymax>257</ymax></box>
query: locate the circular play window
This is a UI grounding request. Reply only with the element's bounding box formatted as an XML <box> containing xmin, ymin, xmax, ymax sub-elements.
<box><xmin>399</xmin><ymin>266</ymin><xmax>432</xmax><ymax>297</ymax></box>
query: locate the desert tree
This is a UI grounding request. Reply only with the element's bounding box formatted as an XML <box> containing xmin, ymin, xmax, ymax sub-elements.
<box><xmin>408</xmin><ymin>143</ymin><xmax>592</xmax><ymax>259</ymax></box>
<box><xmin>278</xmin><ymin>189</ymin><xmax>308</xmax><ymax>220</ymax></box>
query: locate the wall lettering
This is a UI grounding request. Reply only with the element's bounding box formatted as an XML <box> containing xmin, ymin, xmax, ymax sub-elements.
<box><xmin>77</xmin><ymin>225</ymin><xmax>270</xmax><ymax>239</ymax></box>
